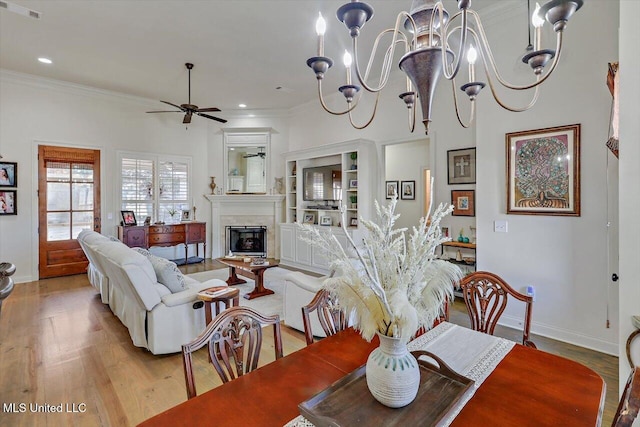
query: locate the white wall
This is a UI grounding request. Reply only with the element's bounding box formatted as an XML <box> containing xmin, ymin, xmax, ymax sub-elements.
<box><xmin>618</xmin><ymin>0</ymin><xmax>640</xmax><ymax>390</ymax></box>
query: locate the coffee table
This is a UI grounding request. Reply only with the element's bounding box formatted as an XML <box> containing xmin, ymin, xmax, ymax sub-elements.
<box><xmin>216</xmin><ymin>257</ymin><xmax>279</xmax><ymax>300</ymax></box>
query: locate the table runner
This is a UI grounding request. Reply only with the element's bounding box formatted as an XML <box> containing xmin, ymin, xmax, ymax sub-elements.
<box><xmin>284</xmin><ymin>322</ymin><xmax>515</xmax><ymax>427</ymax></box>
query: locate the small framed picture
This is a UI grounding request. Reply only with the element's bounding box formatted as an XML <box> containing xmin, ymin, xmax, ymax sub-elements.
<box><xmin>303</xmin><ymin>213</ymin><xmax>315</xmax><ymax>224</ymax></box>
<box><xmin>0</xmin><ymin>162</ymin><xmax>17</xmax><ymax>188</ymax></box>
<box><xmin>400</xmin><ymin>180</ymin><xmax>415</xmax><ymax>200</ymax></box>
<box><xmin>120</xmin><ymin>210</ymin><xmax>136</xmax><ymax>226</ymax></box>
<box><xmin>349</xmin><ymin>179</ymin><xmax>358</xmax><ymax>188</ymax></box>
<box><xmin>320</xmin><ymin>216</ymin><xmax>332</xmax><ymax>226</ymax></box>
<box><xmin>441</xmin><ymin>226</ymin><xmax>449</xmax><ymax>238</ymax></box>
<box><xmin>385</xmin><ymin>181</ymin><xmax>399</xmax><ymax>199</ymax></box>
<box><xmin>447</xmin><ymin>148</ymin><xmax>476</xmax><ymax>185</ymax></box>
<box><xmin>350</xmin><ymin>217</ymin><xmax>358</xmax><ymax>227</ymax></box>
<box><xmin>181</xmin><ymin>209</ymin><xmax>191</xmax><ymax>221</ymax></box>
<box><xmin>0</xmin><ymin>190</ymin><xmax>17</xmax><ymax>215</ymax></box>
<box><xmin>451</xmin><ymin>190</ymin><xmax>475</xmax><ymax>217</ymax></box>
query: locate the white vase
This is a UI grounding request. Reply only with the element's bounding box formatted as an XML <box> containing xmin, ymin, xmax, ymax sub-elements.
<box><xmin>365</xmin><ymin>332</ymin><xmax>420</xmax><ymax>408</ymax></box>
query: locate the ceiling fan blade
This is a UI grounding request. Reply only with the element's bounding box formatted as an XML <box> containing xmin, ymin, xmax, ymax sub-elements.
<box><xmin>197</xmin><ymin>112</ymin><xmax>227</xmax><ymax>123</ymax></box>
<box><xmin>146</xmin><ymin>110</ymin><xmax>182</xmax><ymax>113</ymax></box>
<box><xmin>183</xmin><ymin>113</ymin><xmax>192</xmax><ymax>124</ymax></box>
<box><xmin>161</xmin><ymin>100</ymin><xmax>185</xmax><ymax>111</ymax></box>
<box><xmin>196</xmin><ymin>107</ymin><xmax>221</xmax><ymax>112</ymax></box>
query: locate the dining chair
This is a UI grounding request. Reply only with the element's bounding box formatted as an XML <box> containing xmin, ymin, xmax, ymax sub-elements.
<box><xmin>459</xmin><ymin>271</ymin><xmax>536</xmax><ymax>348</ymax></box>
<box><xmin>302</xmin><ymin>289</ymin><xmax>348</xmax><ymax>346</ymax></box>
<box><xmin>182</xmin><ymin>306</ymin><xmax>283</xmax><ymax>399</ymax></box>
<box><xmin>612</xmin><ymin>367</ymin><xmax>640</xmax><ymax>427</ymax></box>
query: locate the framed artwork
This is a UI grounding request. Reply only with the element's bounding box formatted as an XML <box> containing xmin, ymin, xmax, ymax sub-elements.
<box><xmin>181</xmin><ymin>209</ymin><xmax>191</xmax><ymax>221</ymax></box>
<box><xmin>0</xmin><ymin>190</ymin><xmax>17</xmax><ymax>215</ymax></box>
<box><xmin>320</xmin><ymin>216</ymin><xmax>332</xmax><ymax>226</ymax></box>
<box><xmin>349</xmin><ymin>179</ymin><xmax>358</xmax><ymax>188</ymax></box>
<box><xmin>120</xmin><ymin>210</ymin><xmax>136</xmax><ymax>226</ymax></box>
<box><xmin>0</xmin><ymin>162</ymin><xmax>17</xmax><ymax>188</ymax></box>
<box><xmin>400</xmin><ymin>180</ymin><xmax>415</xmax><ymax>200</ymax></box>
<box><xmin>447</xmin><ymin>148</ymin><xmax>476</xmax><ymax>185</ymax></box>
<box><xmin>451</xmin><ymin>190</ymin><xmax>475</xmax><ymax>217</ymax></box>
<box><xmin>385</xmin><ymin>181</ymin><xmax>399</xmax><ymax>199</ymax></box>
<box><xmin>506</xmin><ymin>124</ymin><xmax>581</xmax><ymax>216</ymax></box>
<box><xmin>441</xmin><ymin>226</ymin><xmax>449</xmax><ymax>238</ymax></box>
<box><xmin>303</xmin><ymin>213</ymin><xmax>315</xmax><ymax>224</ymax></box>
<box><xmin>350</xmin><ymin>217</ymin><xmax>358</xmax><ymax>226</ymax></box>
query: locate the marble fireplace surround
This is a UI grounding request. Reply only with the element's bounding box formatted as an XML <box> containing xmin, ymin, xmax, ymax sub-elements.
<box><xmin>204</xmin><ymin>194</ymin><xmax>284</xmax><ymax>259</ymax></box>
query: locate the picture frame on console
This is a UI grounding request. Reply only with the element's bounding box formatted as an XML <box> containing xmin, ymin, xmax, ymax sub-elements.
<box><xmin>506</xmin><ymin>124</ymin><xmax>581</xmax><ymax>216</ymax></box>
<box><xmin>120</xmin><ymin>210</ymin><xmax>136</xmax><ymax>226</ymax></box>
<box><xmin>0</xmin><ymin>162</ymin><xmax>17</xmax><ymax>188</ymax></box>
<box><xmin>303</xmin><ymin>213</ymin><xmax>315</xmax><ymax>225</ymax></box>
<box><xmin>181</xmin><ymin>209</ymin><xmax>191</xmax><ymax>222</ymax></box>
<box><xmin>320</xmin><ymin>216</ymin><xmax>332</xmax><ymax>226</ymax></box>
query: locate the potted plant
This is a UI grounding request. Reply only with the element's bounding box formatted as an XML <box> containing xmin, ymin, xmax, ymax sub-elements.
<box><xmin>350</xmin><ymin>152</ymin><xmax>358</xmax><ymax>170</ymax></box>
<box><xmin>349</xmin><ymin>194</ymin><xmax>357</xmax><ymax>209</ymax></box>
<box><xmin>167</xmin><ymin>207</ymin><xmax>178</xmax><ymax>223</ymax></box>
<box><xmin>299</xmin><ymin>189</ymin><xmax>462</xmax><ymax>407</ymax></box>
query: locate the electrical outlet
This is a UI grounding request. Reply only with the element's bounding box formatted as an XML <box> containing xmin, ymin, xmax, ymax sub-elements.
<box><xmin>494</xmin><ymin>220</ymin><xmax>508</xmax><ymax>233</ymax></box>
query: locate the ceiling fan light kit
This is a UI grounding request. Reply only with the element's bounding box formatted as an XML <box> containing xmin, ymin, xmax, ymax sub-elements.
<box><xmin>307</xmin><ymin>0</ymin><xmax>583</xmax><ymax>134</ymax></box>
<box><xmin>146</xmin><ymin>62</ymin><xmax>227</xmax><ymax>124</ymax></box>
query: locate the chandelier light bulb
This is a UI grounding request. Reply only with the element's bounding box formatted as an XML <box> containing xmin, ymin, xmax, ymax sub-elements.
<box><xmin>343</xmin><ymin>50</ymin><xmax>353</xmax><ymax>68</ymax></box>
<box><xmin>316</xmin><ymin>12</ymin><xmax>326</xmax><ymax>36</ymax></box>
<box><xmin>467</xmin><ymin>45</ymin><xmax>478</xmax><ymax>65</ymax></box>
<box><xmin>532</xmin><ymin>3</ymin><xmax>545</xmax><ymax>28</ymax></box>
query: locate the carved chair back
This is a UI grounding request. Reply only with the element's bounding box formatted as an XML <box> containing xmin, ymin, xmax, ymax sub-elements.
<box><xmin>459</xmin><ymin>271</ymin><xmax>536</xmax><ymax>348</ymax></box>
<box><xmin>182</xmin><ymin>306</ymin><xmax>283</xmax><ymax>399</ymax></box>
<box><xmin>302</xmin><ymin>289</ymin><xmax>348</xmax><ymax>346</ymax></box>
<box><xmin>612</xmin><ymin>367</ymin><xmax>640</xmax><ymax>427</ymax></box>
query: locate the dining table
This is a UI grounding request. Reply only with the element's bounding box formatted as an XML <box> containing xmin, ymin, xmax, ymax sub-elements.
<box><xmin>138</xmin><ymin>323</ymin><xmax>606</xmax><ymax>427</ymax></box>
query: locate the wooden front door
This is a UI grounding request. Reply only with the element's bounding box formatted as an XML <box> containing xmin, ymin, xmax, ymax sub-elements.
<box><xmin>38</xmin><ymin>146</ymin><xmax>101</xmax><ymax>278</ymax></box>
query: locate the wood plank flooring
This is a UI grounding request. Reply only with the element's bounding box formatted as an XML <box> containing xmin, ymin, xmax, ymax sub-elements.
<box><xmin>0</xmin><ymin>260</ymin><xmax>618</xmax><ymax>426</ymax></box>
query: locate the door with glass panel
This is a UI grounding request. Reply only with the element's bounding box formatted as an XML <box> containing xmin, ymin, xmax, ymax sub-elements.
<box><xmin>38</xmin><ymin>145</ymin><xmax>101</xmax><ymax>278</ymax></box>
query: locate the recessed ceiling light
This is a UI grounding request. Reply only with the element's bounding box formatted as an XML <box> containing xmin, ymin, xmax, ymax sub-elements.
<box><xmin>249</xmin><ymin>114</ymin><xmax>255</xmax><ymax>118</ymax></box>
<box><xmin>238</xmin><ymin>104</ymin><xmax>247</xmax><ymax>108</ymax></box>
<box><xmin>38</xmin><ymin>57</ymin><xmax>52</xmax><ymax>64</ymax></box>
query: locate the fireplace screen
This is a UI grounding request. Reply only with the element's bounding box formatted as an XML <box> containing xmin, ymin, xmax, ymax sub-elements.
<box><xmin>226</xmin><ymin>226</ymin><xmax>267</xmax><ymax>257</ymax></box>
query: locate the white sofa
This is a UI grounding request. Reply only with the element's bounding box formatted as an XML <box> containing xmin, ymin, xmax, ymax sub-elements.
<box><xmin>283</xmin><ymin>270</ymin><xmax>331</xmax><ymax>337</ymax></box>
<box><xmin>78</xmin><ymin>230</ymin><xmax>227</xmax><ymax>354</ymax></box>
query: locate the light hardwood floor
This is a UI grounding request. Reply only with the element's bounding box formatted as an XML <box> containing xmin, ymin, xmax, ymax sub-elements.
<box><xmin>0</xmin><ymin>260</ymin><xmax>618</xmax><ymax>426</ymax></box>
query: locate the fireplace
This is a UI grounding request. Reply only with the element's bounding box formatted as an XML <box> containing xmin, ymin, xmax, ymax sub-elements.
<box><xmin>226</xmin><ymin>226</ymin><xmax>267</xmax><ymax>257</ymax></box>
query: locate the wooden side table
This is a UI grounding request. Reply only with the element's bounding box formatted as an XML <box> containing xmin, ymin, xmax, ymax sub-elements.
<box><xmin>197</xmin><ymin>287</ymin><xmax>240</xmax><ymax>325</ymax></box>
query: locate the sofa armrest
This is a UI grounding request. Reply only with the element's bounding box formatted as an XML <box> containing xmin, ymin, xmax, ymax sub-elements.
<box><xmin>284</xmin><ymin>271</ymin><xmax>328</xmax><ymax>293</ymax></box>
<box><xmin>160</xmin><ymin>279</ymin><xmax>228</xmax><ymax>307</ymax></box>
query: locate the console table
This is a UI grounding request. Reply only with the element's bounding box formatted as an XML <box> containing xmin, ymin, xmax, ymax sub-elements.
<box><xmin>118</xmin><ymin>222</ymin><xmax>206</xmax><ymax>264</ymax></box>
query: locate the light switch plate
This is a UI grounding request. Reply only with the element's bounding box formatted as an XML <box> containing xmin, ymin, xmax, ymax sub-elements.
<box><xmin>494</xmin><ymin>220</ymin><xmax>508</xmax><ymax>233</ymax></box>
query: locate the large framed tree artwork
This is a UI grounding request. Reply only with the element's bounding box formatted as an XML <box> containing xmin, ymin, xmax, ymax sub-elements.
<box><xmin>506</xmin><ymin>124</ymin><xmax>581</xmax><ymax>216</ymax></box>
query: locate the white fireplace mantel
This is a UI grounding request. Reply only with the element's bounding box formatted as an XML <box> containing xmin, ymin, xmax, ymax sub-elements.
<box><xmin>204</xmin><ymin>194</ymin><xmax>285</xmax><ymax>258</ymax></box>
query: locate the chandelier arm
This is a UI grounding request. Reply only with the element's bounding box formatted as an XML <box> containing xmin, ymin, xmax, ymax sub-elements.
<box><xmin>470</xmin><ymin>10</ymin><xmax>564</xmax><ymax>91</ymax></box>
<box><xmin>353</xmin><ymin>12</ymin><xmax>412</xmax><ymax>93</ymax></box>
<box><xmin>440</xmin><ymin>9</ymin><xmax>469</xmax><ymax>81</ymax></box>
<box><xmin>451</xmin><ymin>79</ymin><xmax>474</xmax><ymax>128</ymax></box>
<box><xmin>348</xmin><ymin>92</ymin><xmax>381</xmax><ymax>130</ymax></box>
<box><xmin>408</xmin><ymin>103</ymin><xmax>416</xmax><ymax>133</ymax></box>
<box><xmin>483</xmin><ymin>68</ymin><xmax>542</xmax><ymax>112</ymax></box>
<box><xmin>317</xmin><ymin>80</ymin><xmax>360</xmax><ymax>116</ymax></box>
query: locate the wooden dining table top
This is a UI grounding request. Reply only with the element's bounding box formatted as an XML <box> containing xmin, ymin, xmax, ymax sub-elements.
<box><xmin>138</xmin><ymin>327</ymin><xmax>605</xmax><ymax>427</ymax></box>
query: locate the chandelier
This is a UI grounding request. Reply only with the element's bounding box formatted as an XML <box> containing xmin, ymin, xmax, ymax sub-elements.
<box><xmin>306</xmin><ymin>0</ymin><xmax>583</xmax><ymax>134</ymax></box>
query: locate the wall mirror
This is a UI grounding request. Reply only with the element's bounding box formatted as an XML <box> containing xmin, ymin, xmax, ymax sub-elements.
<box><xmin>223</xmin><ymin>129</ymin><xmax>271</xmax><ymax>194</ymax></box>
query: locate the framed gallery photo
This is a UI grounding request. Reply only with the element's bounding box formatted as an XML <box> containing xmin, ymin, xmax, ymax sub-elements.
<box><xmin>385</xmin><ymin>181</ymin><xmax>399</xmax><ymax>199</ymax></box>
<box><xmin>350</xmin><ymin>217</ymin><xmax>358</xmax><ymax>227</ymax></box>
<box><xmin>303</xmin><ymin>213</ymin><xmax>315</xmax><ymax>224</ymax></box>
<box><xmin>400</xmin><ymin>180</ymin><xmax>415</xmax><ymax>200</ymax></box>
<box><xmin>181</xmin><ymin>209</ymin><xmax>191</xmax><ymax>221</ymax></box>
<box><xmin>349</xmin><ymin>179</ymin><xmax>358</xmax><ymax>188</ymax></box>
<box><xmin>320</xmin><ymin>216</ymin><xmax>332</xmax><ymax>226</ymax></box>
<box><xmin>506</xmin><ymin>124</ymin><xmax>580</xmax><ymax>216</ymax></box>
<box><xmin>120</xmin><ymin>210</ymin><xmax>136</xmax><ymax>226</ymax></box>
<box><xmin>451</xmin><ymin>190</ymin><xmax>475</xmax><ymax>217</ymax></box>
<box><xmin>0</xmin><ymin>190</ymin><xmax>17</xmax><ymax>215</ymax></box>
<box><xmin>0</xmin><ymin>162</ymin><xmax>17</xmax><ymax>188</ymax></box>
<box><xmin>447</xmin><ymin>148</ymin><xmax>476</xmax><ymax>185</ymax></box>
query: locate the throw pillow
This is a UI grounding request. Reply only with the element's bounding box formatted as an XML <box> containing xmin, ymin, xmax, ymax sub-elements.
<box><xmin>133</xmin><ymin>248</ymin><xmax>186</xmax><ymax>293</ymax></box>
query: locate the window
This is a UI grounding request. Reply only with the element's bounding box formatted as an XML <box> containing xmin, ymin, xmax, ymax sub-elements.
<box><xmin>120</xmin><ymin>153</ymin><xmax>191</xmax><ymax>224</ymax></box>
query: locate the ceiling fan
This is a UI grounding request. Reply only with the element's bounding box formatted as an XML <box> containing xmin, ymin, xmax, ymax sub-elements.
<box><xmin>147</xmin><ymin>63</ymin><xmax>227</xmax><ymax>124</ymax></box>
<box><xmin>243</xmin><ymin>148</ymin><xmax>266</xmax><ymax>159</ymax></box>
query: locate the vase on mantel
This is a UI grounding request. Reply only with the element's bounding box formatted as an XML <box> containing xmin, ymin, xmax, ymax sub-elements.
<box><xmin>210</xmin><ymin>177</ymin><xmax>217</xmax><ymax>195</ymax></box>
<box><xmin>365</xmin><ymin>332</ymin><xmax>420</xmax><ymax>408</ymax></box>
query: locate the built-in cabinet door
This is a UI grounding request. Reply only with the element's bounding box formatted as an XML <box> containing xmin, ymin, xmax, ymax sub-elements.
<box><xmin>296</xmin><ymin>238</ymin><xmax>312</xmax><ymax>265</ymax></box>
<box><xmin>280</xmin><ymin>226</ymin><xmax>295</xmax><ymax>262</ymax></box>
